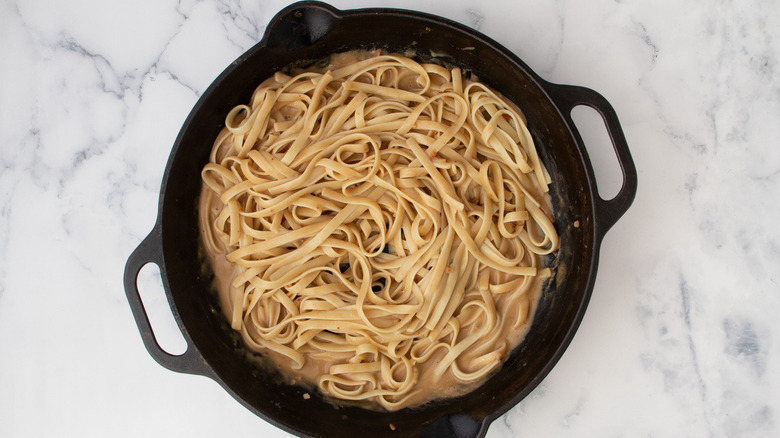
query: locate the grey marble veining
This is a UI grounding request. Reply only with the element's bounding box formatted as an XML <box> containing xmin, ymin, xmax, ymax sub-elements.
<box><xmin>1</xmin><ymin>0</ymin><xmax>779</xmax><ymax>437</ymax></box>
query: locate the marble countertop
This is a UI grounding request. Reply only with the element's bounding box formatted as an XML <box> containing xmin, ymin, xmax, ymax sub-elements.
<box><xmin>1</xmin><ymin>0</ymin><xmax>778</xmax><ymax>436</ymax></box>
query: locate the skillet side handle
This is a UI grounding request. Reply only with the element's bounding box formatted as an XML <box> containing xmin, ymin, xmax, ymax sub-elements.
<box><xmin>544</xmin><ymin>83</ymin><xmax>638</xmax><ymax>237</ymax></box>
<box><xmin>123</xmin><ymin>227</ymin><xmax>210</xmax><ymax>376</ymax></box>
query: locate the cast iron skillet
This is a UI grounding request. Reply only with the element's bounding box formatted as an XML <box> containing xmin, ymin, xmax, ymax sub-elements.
<box><xmin>123</xmin><ymin>2</ymin><xmax>637</xmax><ymax>437</ymax></box>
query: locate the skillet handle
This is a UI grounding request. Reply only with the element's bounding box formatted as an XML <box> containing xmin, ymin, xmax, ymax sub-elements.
<box><xmin>123</xmin><ymin>227</ymin><xmax>210</xmax><ymax>376</ymax></box>
<box><xmin>544</xmin><ymin>83</ymin><xmax>638</xmax><ymax>237</ymax></box>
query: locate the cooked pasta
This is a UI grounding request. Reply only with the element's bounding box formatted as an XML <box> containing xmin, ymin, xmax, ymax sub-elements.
<box><xmin>199</xmin><ymin>51</ymin><xmax>559</xmax><ymax>410</ymax></box>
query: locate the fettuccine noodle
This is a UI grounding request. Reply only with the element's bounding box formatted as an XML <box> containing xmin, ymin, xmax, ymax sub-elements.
<box><xmin>199</xmin><ymin>52</ymin><xmax>559</xmax><ymax>410</ymax></box>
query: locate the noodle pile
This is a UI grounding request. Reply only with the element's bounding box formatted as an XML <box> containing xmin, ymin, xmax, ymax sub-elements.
<box><xmin>199</xmin><ymin>52</ymin><xmax>559</xmax><ymax>410</ymax></box>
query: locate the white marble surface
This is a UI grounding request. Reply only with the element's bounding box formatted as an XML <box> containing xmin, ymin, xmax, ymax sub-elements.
<box><xmin>1</xmin><ymin>0</ymin><xmax>779</xmax><ymax>436</ymax></box>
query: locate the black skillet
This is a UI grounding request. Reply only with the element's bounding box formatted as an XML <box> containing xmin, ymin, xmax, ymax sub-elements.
<box><xmin>123</xmin><ymin>2</ymin><xmax>637</xmax><ymax>437</ymax></box>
